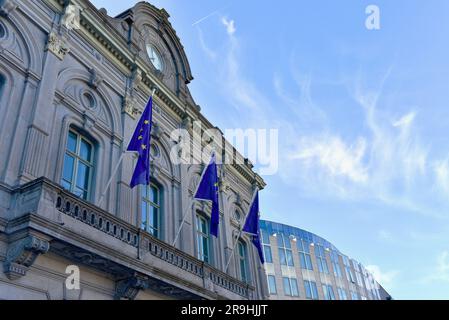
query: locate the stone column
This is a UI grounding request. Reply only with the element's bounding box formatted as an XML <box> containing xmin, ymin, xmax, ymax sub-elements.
<box><xmin>19</xmin><ymin>27</ymin><xmax>71</xmax><ymax>183</ymax></box>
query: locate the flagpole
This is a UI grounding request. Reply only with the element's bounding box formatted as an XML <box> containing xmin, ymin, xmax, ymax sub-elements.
<box><xmin>171</xmin><ymin>152</ymin><xmax>214</xmax><ymax>247</ymax></box>
<box><xmin>224</xmin><ymin>188</ymin><xmax>258</xmax><ymax>272</ymax></box>
<box><xmin>97</xmin><ymin>88</ymin><xmax>157</xmax><ymax>208</ymax></box>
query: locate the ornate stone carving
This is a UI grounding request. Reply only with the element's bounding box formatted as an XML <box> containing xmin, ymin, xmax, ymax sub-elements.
<box><xmin>3</xmin><ymin>235</ymin><xmax>50</xmax><ymax>280</ymax></box>
<box><xmin>46</xmin><ymin>32</ymin><xmax>70</xmax><ymax>60</ymax></box>
<box><xmin>122</xmin><ymin>95</ymin><xmax>140</xmax><ymax>119</ymax></box>
<box><xmin>61</xmin><ymin>1</ymin><xmax>81</xmax><ymax>30</ymax></box>
<box><xmin>115</xmin><ymin>273</ymin><xmax>149</xmax><ymax>300</ymax></box>
<box><xmin>0</xmin><ymin>0</ymin><xmax>18</xmax><ymax>17</ymax></box>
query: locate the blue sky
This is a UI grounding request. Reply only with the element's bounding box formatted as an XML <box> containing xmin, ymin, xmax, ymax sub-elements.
<box><xmin>91</xmin><ymin>0</ymin><xmax>449</xmax><ymax>299</ymax></box>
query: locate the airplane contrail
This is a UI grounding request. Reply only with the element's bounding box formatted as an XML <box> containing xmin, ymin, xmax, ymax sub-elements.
<box><xmin>192</xmin><ymin>5</ymin><xmax>230</xmax><ymax>26</ymax></box>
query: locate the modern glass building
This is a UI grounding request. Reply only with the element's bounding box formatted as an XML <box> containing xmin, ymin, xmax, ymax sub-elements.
<box><xmin>260</xmin><ymin>220</ymin><xmax>391</xmax><ymax>300</ymax></box>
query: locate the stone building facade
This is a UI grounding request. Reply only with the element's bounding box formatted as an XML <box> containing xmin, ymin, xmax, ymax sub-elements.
<box><xmin>0</xmin><ymin>0</ymin><xmax>267</xmax><ymax>300</ymax></box>
<box><xmin>260</xmin><ymin>220</ymin><xmax>390</xmax><ymax>300</ymax></box>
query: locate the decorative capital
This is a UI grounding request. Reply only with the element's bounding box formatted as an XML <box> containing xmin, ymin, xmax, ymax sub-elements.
<box><xmin>115</xmin><ymin>273</ymin><xmax>149</xmax><ymax>300</ymax></box>
<box><xmin>3</xmin><ymin>235</ymin><xmax>50</xmax><ymax>280</ymax></box>
<box><xmin>0</xmin><ymin>0</ymin><xmax>18</xmax><ymax>17</ymax></box>
<box><xmin>46</xmin><ymin>32</ymin><xmax>70</xmax><ymax>60</ymax></box>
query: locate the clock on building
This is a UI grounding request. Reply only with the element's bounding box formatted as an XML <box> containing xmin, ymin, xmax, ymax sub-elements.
<box><xmin>146</xmin><ymin>44</ymin><xmax>163</xmax><ymax>71</ymax></box>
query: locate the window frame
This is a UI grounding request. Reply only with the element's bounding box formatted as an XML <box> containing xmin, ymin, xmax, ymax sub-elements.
<box><xmin>267</xmin><ymin>275</ymin><xmax>277</xmax><ymax>295</ymax></box>
<box><xmin>298</xmin><ymin>239</ymin><xmax>313</xmax><ymax>270</ymax></box>
<box><xmin>61</xmin><ymin>129</ymin><xmax>95</xmax><ymax>200</ymax></box>
<box><xmin>304</xmin><ymin>280</ymin><xmax>319</xmax><ymax>300</ymax></box>
<box><xmin>141</xmin><ymin>182</ymin><xmax>162</xmax><ymax>239</ymax></box>
<box><xmin>237</xmin><ymin>239</ymin><xmax>249</xmax><ymax>283</ymax></box>
<box><xmin>196</xmin><ymin>213</ymin><xmax>211</xmax><ymax>264</ymax></box>
<box><xmin>277</xmin><ymin>234</ymin><xmax>294</xmax><ymax>267</ymax></box>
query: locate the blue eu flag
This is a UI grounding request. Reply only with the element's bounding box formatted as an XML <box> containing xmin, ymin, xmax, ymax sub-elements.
<box><xmin>127</xmin><ymin>96</ymin><xmax>153</xmax><ymax>188</ymax></box>
<box><xmin>243</xmin><ymin>190</ymin><xmax>265</xmax><ymax>264</ymax></box>
<box><xmin>194</xmin><ymin>152</ymin><xmax>220</xmax><ymax>237</ymax></box>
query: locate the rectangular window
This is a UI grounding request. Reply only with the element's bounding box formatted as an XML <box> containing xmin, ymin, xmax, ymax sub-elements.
<box><xmin>263</xmin><ymin>245</ymin><xmax>273</xmax><ymax>263</ymax></box>
<box><xmin>330</xmin><ymin>251</ymin><xmax>343</xmax><ymax>278</ymax></box>
<box><xmin>315</xmin><ymin>244</ymin><xmax>329</xmax><ymax>274</ymax></box>
<box><xmin>261</xmin><ymin>230</ymin><xmax>273</xmax><ymax>263</ymax></box>
<box><xmin>290</xmin><ymin>278</ymin><xmax>299</xmax><ymax>297</ymax></box>
<box><xmin>141</xmin><ymin>184</ymin><xmax>161</xmax><ymax>239</ymax></box>
<box><xmin>267</xmin><ymin>275</ymin><xmax>277</xmax><ymax>295</ymax></box>
<box><xmin>278</xmin><ymin>234</ymin><xmax>294</xmax><ymax>267</ymax></box>
<box><xmin>304</xmin><ymin>280</ymin><xmax>318</xmax><ymax>300</ymax></box>
<box><xmin>298</xmin><ymin>240</ymin><xmax>313</xmax><ymax>270</ymax></box>
<box><xmin>282</xmin><ymin>277</ymin><xmax>298</xmax><ymax>296</ymax></box>
<box><xmin>61</xmin><ymin>130</ymin><xmax>94</xmax><ymax>200</ymax></box>
<box><xmin>343</xmin><ymin>256</ymin><xmax>356</xmax><ymax>283</ymax></box>
<box><xmin>338</xmin><ymin>287</ymin><xmax>348</xmax><ymax>300</ymax></box>
<box><xmin>322</xmin><ymin>284</ymin><xmax>336</xmax><ymax>300</ymax></box>
<box><xmin>196</xmin><ymin>214</ymin><xmax>210</xmax><ymax>263</ymax></box>
<box><xmin>238</xmin><ymin>240</ymin><xmax>249</xmax><ymax>283</ymax></box>
<box><xmin>283</xmin><ymin>277</ymin><xmax>291</xmax><ymax>296</ymax></box>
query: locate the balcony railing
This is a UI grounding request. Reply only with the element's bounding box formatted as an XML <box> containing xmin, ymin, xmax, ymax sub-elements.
<box><xmin>10</xmin><ymin>177</ymin><xmax>254</xmax><ymax>299</ymax></box>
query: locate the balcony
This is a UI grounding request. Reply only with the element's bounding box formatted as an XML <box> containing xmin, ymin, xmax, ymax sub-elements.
<box><xmin>3</xmin><ymin>177</ymin><xmax>255</xmax><ymax>300</ymax></box>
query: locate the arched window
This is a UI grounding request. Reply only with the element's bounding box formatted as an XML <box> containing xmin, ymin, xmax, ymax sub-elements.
<box><xmin>141</xmin><ymin>183</ymin><xmax>162</xmax><ymax>239</ymax></box>
<box><xmin>61</xmin><ymin>128</ymin><xmax>95</xmax><ymax>200</ymax></box>
<box><xmin>237</xmin><ymin>240</ymin><xmax>249</xmax><ymax>283</ymax></box>
<box><xmin>196</xmin><ymin>213</ymin><xmax>211</xmax><ymax>263</ymax></box>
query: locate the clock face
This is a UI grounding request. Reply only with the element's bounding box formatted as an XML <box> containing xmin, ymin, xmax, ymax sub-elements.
<box><xmin>146</xmin><ymin>44</ymin><xmax>163</xmax><ymax>71</ymax></box>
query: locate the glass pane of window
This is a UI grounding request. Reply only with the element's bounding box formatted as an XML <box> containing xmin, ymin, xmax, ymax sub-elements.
<box><xmin>240</xmin><ymin>260</ymin><xmax>247</xmax><ymax>282</ymax></box>
<box><xmin>150</xmin><ymin>185</ymin><xmax>158</xmax><ymax>203</ymax></box>
<box><xmin>299</xmin><ymin>253</ymin><xmax>307</xmax><ymax>269</ymax></box>
<box><xmin>279</xmin><ymin>249</ymin><xmax>287</xmax><ymax>266</ymax></box>
<box><xmin>141</xmin><ymin>202</ymin><xmax>147</xmax><ymax>230</ymax></box>
<box><xmin>284</xmin><ymin>237</ymin><xmax>291</xmax><ymax>249</ymax></box>
<box><xmin>61</xmin><ymin>180</ymin><xmax>71</xmax><ymax>191</ymax></box>
<box><xmin>291</xmin><ymin>279</ymin><xmax>299</xmax><ymax>297</ymax></box>
<box><xmin>311</xmin><ymin>282</ymin><xmax>318</xmax><ymax>299</ymax></box>
<box><xmin>303</xmin><ymin>241</ymin><xmax>310</xmax><ymax>254</ymax></box>
<box><xmin>306</xmin><ymin>255</ymin><xmax>313</xmax><ymax>270</ymax></box>
<box><xmin>263</xmin><ymin>245</ymin><xmax>273</xmax><ymax>263</ymax></box>
<box><xmin>76</xmin><ymin>163</ymin><xmax>90</xmax><ymax>190</ymax></box>
<box><xmin>202</xmin><ymin>236</ymin><xmax>209</xmax><ymax>262</ymax></box>
<box><xmin>67</xmin><ymin>132</ymin><xmax>77</xmax><ymax>153</ymax></box>
<box><xmin>286</xmin><ymin>250</ymin><xmax>294</xmax><ymax>266</ymax></box>
<box><xmin>304</xmin><ymin>281</ymin><xmax>312</xmax><ymax>299</ymax></box>
<box><xmin>79</xmin><ymin>139</ymin><xmax>92</xmax><ymax>162</ymax></box>
<box><xmin>283</xmin><ymin>277</ymin><xmax>291</xmax><ymax>296</ymax></box>
<box><xmin>268</xmin><ymin>275</ymin><xmax>277</xmax><ymax>294</ymax></box>
<box><xmin>62</xmin><ymin>154</ymin><xmax>75</xmax><ymax>183</ymax></box>
<box><xmin>149</xmin><ymin>206</ymin><xmax>157</xmax><ymax>230</ymax></box>
<box><xmin>261</xmin><ymin>230</ymin><xmax>270</xmax><ymax>244</ymax></box>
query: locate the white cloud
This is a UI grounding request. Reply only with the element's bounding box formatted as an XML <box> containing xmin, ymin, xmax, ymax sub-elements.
<box><xmin>221</xmin><ymin>17</ymin><xmax>236</xmax><ymax>36</ymax></box>
<box><xmin>291</xmin><ymin>135</ymin><xmax>368</xmax><ymax>183</ymax></box>
<box><xmin>366</xmin><ymin>265</ymin><xmax>399</xmax><ymax>290</ymax></box>
<box><xmin>433</xmin><ymin>159</ymin><xmax>449</xmax><ymax>194</ymax></box>
<box><xmin>393</xmin><ymin>112</ymin><xmax>416</xmax><ymax>128</ymax></box>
